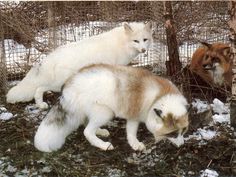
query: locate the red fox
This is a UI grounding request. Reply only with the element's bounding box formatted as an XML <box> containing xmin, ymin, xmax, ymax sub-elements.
<box><xmin>189</xmin><ymin>42</ymin><xmax>232</xmax><ymax>87</ymax></box>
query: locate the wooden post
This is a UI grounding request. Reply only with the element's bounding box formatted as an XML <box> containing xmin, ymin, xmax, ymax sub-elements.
<box><xmin>48</xmin><ymin>2</ymin><xmax>57</xmax><ymax>51</ymax></box>
<box><xmin>229</xmin><ymin>1</ymin><xmax>236</xmax><ymax>128</ymax></box>
<box><xmin>0</xmin><ymin>11</ymin><xmax>7</xmax><ymax>94</ymax></box>
<box><xmin>163</xmin><ymin>1</ymin><xmax>181</xmax><ymax>76</ymax></box>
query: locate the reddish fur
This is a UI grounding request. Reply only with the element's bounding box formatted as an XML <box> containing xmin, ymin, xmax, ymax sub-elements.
<box><xmin>190</xmin><ymin>42</ymin><xmax>232</xmax><ymax>87</ymax></box>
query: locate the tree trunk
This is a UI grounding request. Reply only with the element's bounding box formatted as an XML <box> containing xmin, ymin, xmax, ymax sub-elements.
<box><xmin>163</xmin><ymin>1</ymin><xmax>181</xmax><ymax>76</ymax></box>
<box><xmin>229</xmin><ymin>1</ymin><xmax>236</xmax><ymax>128</ymax></box>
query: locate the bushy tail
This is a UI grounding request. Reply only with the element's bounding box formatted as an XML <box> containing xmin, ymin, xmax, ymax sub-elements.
<box><xmin>34</xmin><ymin>99</ymin><xmax>80</xmax><ymax>152</ymax></box>
<box><xmin>6</xmin><ymin>65</ymin><xmax>41</xmax><ymax>103</ymax></box>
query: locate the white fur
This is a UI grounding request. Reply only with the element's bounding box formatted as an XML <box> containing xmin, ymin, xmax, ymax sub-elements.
<box><xmin>34</xmin><ymin>65</ymin><xmax>188</xmax><ymax>152</ymax></box>
<box><xmin>34</xmin><ymin>107</ymin><xmax>83</xmax><ymax>152</ymax></box>
<box><xmin>151</xmin><ymin>94</ymin><xmax>188</xmax><ymax>118</ymax></box>
<box><xmin>212</xmin><ymin>63</ymin><xmax>225</xmax><ymax>86</ymax></box>
<box><xmin>7</xmin><ymin>22</ymin><xmax>153</xmax><ymax>109</ymax></box>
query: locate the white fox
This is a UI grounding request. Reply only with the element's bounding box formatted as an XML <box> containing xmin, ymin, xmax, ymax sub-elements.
<box><xmin>34</xmin><ymin>64</ymin><xmax>189</xmax><ymax>152</ymax></box>
<box><xmin>7</xmin><ymin>22</ymin><xmax>153</xmax><ymax>109</ymax></box>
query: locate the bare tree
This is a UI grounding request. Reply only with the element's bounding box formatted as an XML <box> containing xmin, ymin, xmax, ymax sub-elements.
<box><xmin>228</xmin><ymin>1</ymin><xmax>236</xmax><ymax>127</ymax></box>
<box><xmin>163</xmin><ymin>1</ymin><xmax>181</xmax><ymax>76</ymax></box>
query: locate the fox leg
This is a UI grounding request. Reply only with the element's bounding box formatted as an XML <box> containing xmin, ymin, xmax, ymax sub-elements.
<box><xmin>126</xmin><ymin>120</ymin><xmax>146</xmax><ymax>151</ymax></box>
<box><xmin>84</xmin><ymin>104</ymin><xmax>114</xmax><ymax>150</ymax></box>
<box><xmin>34</xmin><ymin>86</ymin><xmax>51</xmax><ymax>109</ymax></box>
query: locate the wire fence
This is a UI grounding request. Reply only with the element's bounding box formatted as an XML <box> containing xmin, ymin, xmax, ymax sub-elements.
<box><xmin>0</xmin><ymin>1</ymin><xmax>230</xmax><ymax>88</ymax></box>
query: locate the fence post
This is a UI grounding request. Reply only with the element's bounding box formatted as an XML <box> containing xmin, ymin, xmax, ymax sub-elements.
<box><xmin>48</xmin><ymin>2</ymin><xmax>57</xmax><ymax>51</ymax></box>
<box><xmin>229</xmin><ymin>1</ymin><xmax>236</xmax><ymax>128</ymax></box>
<box><xmin>163</xmin><ymin>1</ymin><xmax>181</xmax><ymax>76</ymax></box>
<box><xmin>0</xmin><ymin>10</ymin><xmax>7</xmax><ymax>95</ymax></box>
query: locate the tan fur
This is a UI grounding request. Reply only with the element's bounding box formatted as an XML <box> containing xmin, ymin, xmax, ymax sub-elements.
<box><xmin>79</xmin><ymin>64</ymin><xmax>184</xmax><ymax>122</ymax></box>
<box><xmin>190</xmin><ymin>42</ymin><xmax>232</xmax><ymax>86</ymax></box>
<box><xmin>155</xmin><ymin>113</ymin><xmax>188</xmax><ymax>136</ymax></box>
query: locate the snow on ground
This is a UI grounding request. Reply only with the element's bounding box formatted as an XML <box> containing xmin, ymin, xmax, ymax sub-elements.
<box><xmin>0</xmin><ymin>106</ymin><xmax>14</xmax><ymax>121</ymax></box>
<box><xmin>185</xmin><ymin>127</ymin><xmax>218</xmax><ymax>142</ymax></box>
<box><xmin>200</xmin><ymin>169</ymin><xmax>219</xmax><ymax>177</ymax></box>
<box><xmin>24</xmin><ymin>104</ymin><xmax>47</xmax><ymax>121</ymax></box>
<box><xmin>192</xmin><ymin>98</ymin><xmax>230</xmax><ymax>124</ymax></box>
<box><xmin>0</xmin><ymin>98</ymin><xmax>232</xmax><ymax>176</ymax></box>
<box><xmin>0</xmin><ymin>156</ymin><xmax>52</xmax><ymax>177</ymax></box>
<box><xmin>0</xmin><ymin>112</ymin><xmax>13</xmax><ymax>121</ymax></box>
<box><xmin>184</xmin><ymin>98</ymin><xmax>230</xmax><ymax>144</ymax></box>
<box><xmin>211</xmin><ymin>98</ymin><xmax>230</xmax><ymax>124</ymax></box>
<box><xmin>211</xmin><ymin>98</ymin><xmax>229</xmax><ymax>115</ymax></box>
<box><xmin>106</xmin><ymin>168</ymin><xmax>126</xmax><ymax>177</ymax></box>
<box><xmin>192</xmin><ymin>99</ymin><xmax>209</xmax><ymax>113</ymax></box>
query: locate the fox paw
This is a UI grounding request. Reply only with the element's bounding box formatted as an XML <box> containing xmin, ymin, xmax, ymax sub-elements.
<box><xmin>96</xmin><ymin>128</ymin><xmax>110</xmax><ymax>137</ymax></box>
<box><xmin>100</xmin><ymin>142</ymin><xmax>114</xmax><ymax>151</ymax></box>
<box><xmin>130</xmin><ymin>142</ymin><xmax>146</xmax><ymax>151</ymax></box>
<box><xmin>38</xmin><ymin>102</ymin><xmax>49</xmax><ymax>110</ymax></box>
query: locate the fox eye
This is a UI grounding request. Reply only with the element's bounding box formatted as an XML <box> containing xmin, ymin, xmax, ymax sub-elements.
<box><xmin>154</xmin><ymin>108</ymin><xmax>162</xmax><ymax>118</ymax></box>
<box><xmin>133</xmin><ymin>40</ymin><xmax>139</xmax><ymax>43</ymax></box>
<box><xmin>143</xmin><ymin>38</ymin><xmax>148</xmax><ymax>42</ymax></box>
<box><xmin>204</xmin><ymin>55</ymin><xmax>209</xmax><ymax>60</ymax></box>
<box><xmin>212</xmin><ymin>57</ymin><xmax>220</xmax><ymax>63</ymax></box>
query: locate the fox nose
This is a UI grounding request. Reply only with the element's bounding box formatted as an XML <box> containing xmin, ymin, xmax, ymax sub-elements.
<box><xmin>141</xmin><ymin>48</ymin><xmax>146</xmax><ymax>53</ymax></box>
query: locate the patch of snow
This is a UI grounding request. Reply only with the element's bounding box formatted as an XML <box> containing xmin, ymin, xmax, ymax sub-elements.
<box><xmin>198</xmin><ymin>129</ymin><xmax>217</xmax><ymax>140</ymax></box>
<box><xmin>24</xmin><ymin>104</ymin><xmax>47</xmax><ymax>121</ymax></box>
<box><xmin>0</xmin><ymin>112</ymin><xmax>13</xmax><ymax>120</ymax></box>
<box><xmin>200</xmin><ymin>169</ymin><xmax>219</xmax><ymax>177</ymax></box>
<box><xmin>185</xmin><ymin>128</ymin><xmax>218</xmax><ymax>141</ymax></box>
<box><xmin>192</xmin><ymin>99</ymin><xmax>209</xmax><ymax>113</ymax></box>
<box><xmin>6</xmin><ymin>164</ymin><xmax>17</xmax><ymax>173</ymax></box>
<box><xmin>107</xmin><ymin>168</ymin><xmax>126</xmax><ymax>177</ymax></box>
<box><xmin>209</xmin><ymin>98</ymin><xmax>230</xmax><ymax>124</ymax></box>
<box><xmin>211</xmin><ymin>98</ymin><xmax>229</xmax><ymax>114</ymax></box>
<box><xmin>126</xmin><ymin>146</ymin><xmax>160</xmax><ymax>167</ymax></box>
<box><xmin>25</xmin><ymin>105</ymin><xmax>41</xmax><ymax>114</ymax></box>
<box><xmin>212</xmin><ymin>114</ymin><xmax>230</xmax><ymax>124</ymax></box>
<box><xmin>188</xmin><ymin>171</ymin><xmax>195</xmax><ymax>175</ymax></box>
<box><xmin>41</xmin><ymin>166</ymin><xmax>51</xmax><ymax>173</ymax></box>
<box><xmin>0</xmin><ymin>107</ymin><xmax>7</xmax><ymax>112</ymax></box>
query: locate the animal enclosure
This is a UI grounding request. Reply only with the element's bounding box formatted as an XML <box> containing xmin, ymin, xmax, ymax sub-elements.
<box><xmin>0</xmin><ymin>1</ymin><xmax>230</xmax><ymax>92</ymax></box>
<box><xmin>0</xmin><ymin>2</ymin><xmax>235</xmax><ymax>177</ymax></box>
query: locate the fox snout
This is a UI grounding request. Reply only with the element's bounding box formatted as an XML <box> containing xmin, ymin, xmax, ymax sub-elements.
<box><xmin>141</xmin><ymin>48</ymin><xmax>146</xmax><ymax>53</ymax></box>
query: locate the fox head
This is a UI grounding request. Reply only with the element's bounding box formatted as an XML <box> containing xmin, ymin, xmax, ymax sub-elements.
<box><xmin>123</xmin><ymin>22</ymin><xmax>153</xmax><ymax>54</ymax></box>
<box><xmin>146</xmin><ymin>94</ymin><xmax>189</xmax><ymax>147</ymax></box>
<box><xmin>190</xmin><ymin>42</ymin><xmax>232</xmax><ymax>86</ymax></box>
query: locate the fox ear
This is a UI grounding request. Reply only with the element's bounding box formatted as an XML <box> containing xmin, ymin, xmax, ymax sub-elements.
<box><xmin>222</xmin><ymin>46</ymin><xmax>231</xmax><ymax>57</ymax></box>
<box><xmin>124</xmin><ymin>22</ymin><xmax>133</xmax><ymax>34</ymax></box>
<box><xmin>154</xmin><ymin>108</ymin><xmax>162</xmax><ymax>118</ymax></box>
<box><xmin>201</xmin><ymin>41</ymin><xmax>212</xmax><ymax>49</ymax></box>
<box><xmin>145</xmin><ymin>21</ymin><xmax>152</xmax><ymax>31</ymax></box>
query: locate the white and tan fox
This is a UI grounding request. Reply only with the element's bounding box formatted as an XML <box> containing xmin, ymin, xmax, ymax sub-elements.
<box><xmin>34</xmin><ymin>64</ymin><xmax>189</xmax><ymax>152</ymax></box>
<box><xmin>7</xmin><ymin>22</ymin><xmax>153</xmax><ymax>109</ymax></box>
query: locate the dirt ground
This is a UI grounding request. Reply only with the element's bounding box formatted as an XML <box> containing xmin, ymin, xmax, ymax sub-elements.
<box><xmin>0</xmin><ymin>94</ymin><xmax>235</xmax><ymax>177</ymax></box>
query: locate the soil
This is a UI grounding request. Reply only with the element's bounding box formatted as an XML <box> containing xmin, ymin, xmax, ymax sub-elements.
<box><xmin>0</xmin><ymin>95</ymin><xmax>235</xmax><ymax>177</ymax></box>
